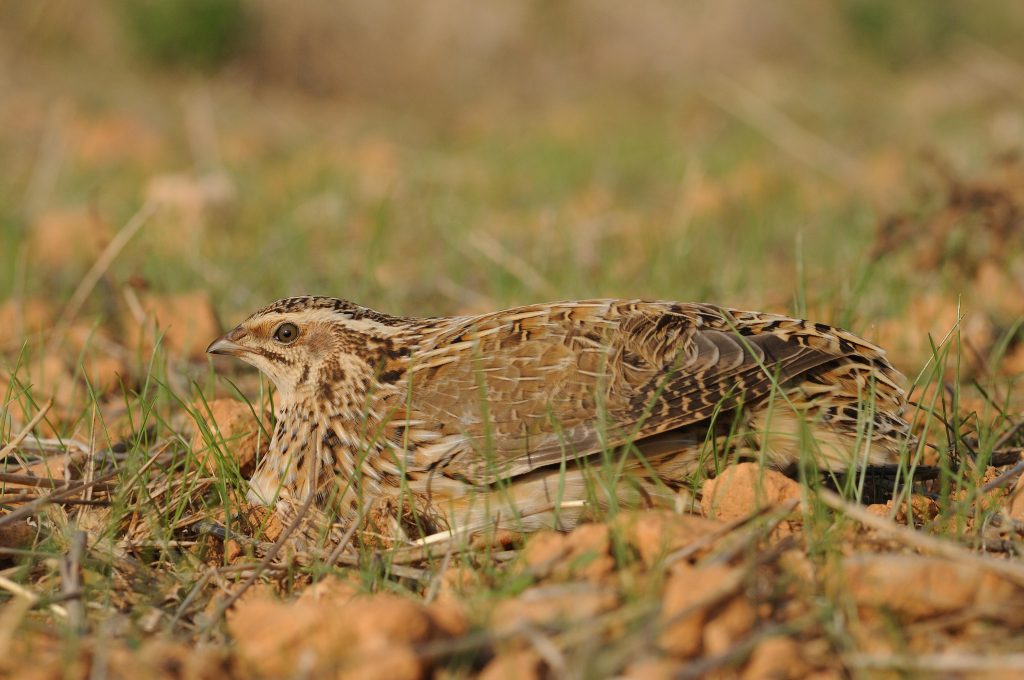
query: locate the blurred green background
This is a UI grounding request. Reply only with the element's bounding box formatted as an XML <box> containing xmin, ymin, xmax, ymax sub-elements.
<box><xmin>2</xmin><ymin>0</ymin><xmax>1023</xmax><ymax>331</ymax></box>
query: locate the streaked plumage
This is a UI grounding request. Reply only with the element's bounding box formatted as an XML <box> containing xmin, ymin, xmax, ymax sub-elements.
<box><xmin>208</xmin><ymin>297</ymin><xmax>911</xmax><ymax>544</ymax></box>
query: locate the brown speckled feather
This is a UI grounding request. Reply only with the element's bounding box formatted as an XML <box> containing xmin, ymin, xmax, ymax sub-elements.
<box><xmin>376</xmin><ymin>301</ymin><xmax>904</xmax><ymax>482</ymax></box>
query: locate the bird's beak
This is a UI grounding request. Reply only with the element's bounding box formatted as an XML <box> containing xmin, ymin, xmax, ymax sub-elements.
<box><xmin>207</xmin><ymin>328</ymin><xmax>248</xmax><ymax>357</ymax></box>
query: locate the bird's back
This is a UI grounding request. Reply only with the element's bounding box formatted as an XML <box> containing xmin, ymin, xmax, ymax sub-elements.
<box><xmin>377</xmin><ymin>300</ymin><xmax>910</xmax><ymax>486</ymax></box>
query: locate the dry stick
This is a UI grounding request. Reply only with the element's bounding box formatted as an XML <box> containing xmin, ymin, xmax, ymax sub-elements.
<box><xmin>993</xmin><ymin>418</ymin><xmax>1024</xmax><ymax>451</ymax></box>
<box><xmin>0</xmin><ymin>473</ymin><xmax>69</xmax><ymax>489</ymax></box>
<box><xmin>521</xmin><ymin>624</ymin><xmax>568</xmax><ymax>677</ymax></box>
<box><xmin>845</xmin><ymin>652</ymin><xmax>1024</xmax><ymax>672</ymax></box>
<box><xmin>59</xmin><ymin>530</ymin><xmax>87</xmax><ymax>633</ymax></box>
<box><xmin>666</xmin><ymin>499</ymin><xmax>799</xmax><ymax>567</ymax></box>
<box><xmin>460</xmin><ymin>231</ymin><xmax>557</xmax><ymax>297</ymax></box>
<box><xmin>675</xmin><ymin>618</ymin><xmax>811</xmax><ymax>680</ymax></box>
<box><xmin>959</xmin><ymin>36</ymin><xmax>1024</xmax><ymax>101</ymax></box>
<box><xmin>169</xmin><ymin>569</ymin><xmax>215</xmax><ymax>631</ymax></box>
<box><xmin>817</xmin><ymin>488</ymin><xmax>1024</xmax><ymax>587</ymax></box>
<box><xmin>423</xmin><ymin>544</ymin><xmax>455</xmax><ymax>605</ymax></box>
<box><xmin>0</xmin><ymin>575</ymin><xmax>68</xmax><ymax>619</ymax></box>
<box><xmin>0</xmin><ymin>472</ymin><xmax>115</xmax><ymax>491</ymax></box>
<box><xmin>203</xmin><ymin>491</ymin><xmax>319</xmax><ymax>634</ymax></box>
<box><xmin>702</xmin><ymin>500</ymin><xmax>801</xmax><ymax>567</ymax></box>
<box><xmin>0</xmin><ymin>400</ymin><xmax>54</xmax><ymax>461</ymax></box>
<box><xmin>322</xmin><ymin>511</ymin><xmax>367</xmax><ymax>567</ymax></box>
<box><xmin>922</xmin><ymin>458</ymin><xmax>1024</xmax><ymax>534</ymax></box>
<box><xmin>0</xmin><ymin>437</ymin><xmax>91</xmax><ymax>455</ymax></box>
<box><xmin>996</xmin><ymin>458</ymin><xmax>1024</xmax><ymax>510</ymax></box>
<box><xmin>23</xmin><ymin>99</ymin><xmax>69</xmax><ymax>218</ymax></box>
<box><xmin>0</xmin><ymin>470</ymin><xmax>119</xmax><ymax>528</ymax></box>
<box><xmin>50</xmin><ymin>201</ymin><xmax>156</xmax><ymax>345</ymax></box>
<box><xmin>643</xmin><ymin>534</ymin><xmax>798</xmax><ymax>668</ymax></box>
<box><xmin>988</xmin><ymin>446</ymin><xmax>1024</xmax><ymax>467</ymax></box>
<box><xmin>119</xmin><ymin>444</ymin><xmax>174</xmax><ymax>493</ymax></box>
<box><xmin>0</xmin><ymin>494</ymin><xmax>109</xmax><ymax>507</ymax></box>
<box><xmin>0</xmin><ymin>596</ymin><xmax>34</xmax><ymax>660</ymax></box>
<box><xmin>706</xmin><ymin>77</ymin><xmax>862</xmax><ymax>188</ymax></box>
<box><xmin>170</xmin><ymin>562</ymin><xmax>265</xmax><ymax>631</ymax></box>
<box><xmin>979</xmin><ymin>458</ymin><xmax>1024</xmax><ymax>495</ymax></box>
<box><xmin>85</xmin><ymin>407</ymin><xmax>99</xmax><ymax>503</ymax></box>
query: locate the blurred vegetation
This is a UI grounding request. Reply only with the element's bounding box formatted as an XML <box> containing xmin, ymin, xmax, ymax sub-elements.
<box><xmin>117</xmin><ymin>0</ymin><xmax>247</xmax><ymax>69</ymax></box>
<box><xmin>0</xmin><ymin>0</ymin><xmax>1023</xmax><ymax>322</ymax></box>
<box><xmin>839</xmin><ymin>0</ymin><xmax>959</xmax><ymax>68</ymax></box>
<box><xmin>3</xmin><ymin>1</ymin><xmax>1022</xmax><ymax>102</ymax></box>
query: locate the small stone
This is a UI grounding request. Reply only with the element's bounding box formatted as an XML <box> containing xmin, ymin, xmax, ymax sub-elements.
<box><xmin>191</xmin><ymin>398</ymin><xmax>269</xmax><ymax>476</ymax></box>
<box><xmin>703</xmin><ymin>595</ymin><xmax>756</xmax><ymax>656</ymax></box>
<box><xmin>621</xmin><ymin>656</ymin><xmax>679</xmax><ymax>679</ymax></box>
<box><xmin>614</xmin><ymin>510</ymin><xmax>723</xmax><ymax>566</ymax></box>
<box><xmin>701</xmin><ymin>463</ymin><xmax>803</xmax><ymax>521</ymax></box>
<box><xmin>659</xmin><ymin>562</ymin><xmax>737</xmax><ymax>658</ymax></box>
<box><xmin>521</xmin><ymin>523</ymin><xmax>613</xmax><ymax>582</ymax></box>
<box><xmin>743</xmin><ymin>636</ymin><xmax>809</xmax><ymax>680</ymax></box>
<box><xmin>480</xmin><ymin>650</ymin><xmax>543</xmax><ymax>680</ymax></box>
<box><xmin>125</xmin><ymin>290</ymin><xmax>222</xmax><ymax>361</ymax></box>
<box><xmin>491</xmin><ymin>584</ymin><xmax>618</xmax><ymax>634</ymax></box>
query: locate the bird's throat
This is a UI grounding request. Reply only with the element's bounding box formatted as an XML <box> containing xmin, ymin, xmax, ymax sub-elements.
<box><xmin>246</xmin><ymin>401</ymin><xmax>373</xmax><ymax>510</ymax></box>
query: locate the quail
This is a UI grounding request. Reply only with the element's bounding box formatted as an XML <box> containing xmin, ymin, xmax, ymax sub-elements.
<box><xmin>208</xmin><ymin>297</ymin><xmax>911</xmax><ymax>543</ymax></box>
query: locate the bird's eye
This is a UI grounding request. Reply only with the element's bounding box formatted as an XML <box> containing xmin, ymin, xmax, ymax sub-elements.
<box><xmin>273</xmin><ymin>322</ymin><xmax>300</xmax><ymax>344</ymax></box>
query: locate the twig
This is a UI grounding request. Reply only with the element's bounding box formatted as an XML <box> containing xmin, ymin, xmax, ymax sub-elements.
<box><xmin>0</xmin><ymin>596</ymin><xmax>34</xmax><ymax>660</ymax></box>
<box><xmin>980</xmin><ymin>459</ymin><xmax>1024</xmax><ymax>495</ymax></box>
<box><xmin>959</xmin><ymin>36</ymin><xmax>1024</xmax><ymax>102</ymax></box>
<box><xmin>845</xmin><ymin>652</ymin><xmax>1024</xmax><ymax>672</ymax></box>
<box><xmin>321</xmin><ymin>518</ymin><xmax>363</xmax><ymax>567</ymax></box>
<box><xmin>0</xmin><ymin>547</ymin><xmax>54</xmax><ymax>557</ymax></box>
<box><xmin>922</xmin><ymin>458</ymin><xmax>1024</xmax><ymax>534</ymax></box>
<box><xmin>817</xmin><ymin>488</ymin><xmax>1024</xmax><ymax>587</ymax></box>
<box><xmin>173</xmin><ymin>562</ymin><xmax>290</xmax><ymax>632</ymax></box>
<box><xmin>0</xmin><ymin>437</ymin><xmax>92</xmax><ymax>455</ymax></box>
<box><xmin>988</xmin><ymin>447</ymin><xmax>1024</xmax><ymax>467</ymax></box>
<box><xmin>0</xmin><ymin>470</ymin><xmax>119</xmax><ymax>528</ymax></box>
<box><xmin>59</xmin><ymin>530</ymin><xmax>87</xmax><ymax>633</ymax></box>
<box><xmin>706</xmin><ymin>77</ymin><xmax>862</xmax><ymax>188</ymax></box>
<box><xmin>0</xmin><ymin>471</ymin><xmax>115</xmax><ymax>491</ymax></box>
<box><xmin>521</xmin><ymin>624</ymin><xmax>567</xmax><ymax>677</ymax></box>
<box><xmin>119</xmin><ymin>444</ymin><xmax>174</xmax><ymax>492</ymax></box>
<box><xmin>169</xmin><ymin>568</ymin><xmax>215</xmax><ymax>630</ymax></box>
<box><xmin>202</xmin><ymin>491</ymin><xmax>319</xmax><ymax>634</ymax></box>
<box><xmin>423</xmin><ymin>544</ymin><xmax>454</xmax><ymax>605</ymax></box>
<box><xmin>993</xmin><ymin>418</ymin><xmax>1024</xmax><ymax>451</ymax></box>
<box><xmin>414</xmin><ymin>624</ymin><xmax>520</xmax><ymax>662</ymax></box>
<box><xmin>0</xmin><ymin>494</ymin><xmax>110</xmax><ymax>507</ymax></box>
<box><xmin>675</xmin><ymin>619</ymin><xmax>810</xmax><ymax>680</ymax></box>
<box><xmin>702</xmin><ymin>500</ymin><xmax>800</xmax><ymax>566</ymax></box>
<box><xmin>23</xmin><ymin>99</ymin><xmax>69</xmax><ymax>218</ymax></box>
<box><xmin>51</xmin><ymin>201</ymin><xmax>156</xmax><ymax>338</ymax></box>
<box><xmin>0</xmin><ymin>575</ymin><xmax>68</xmax><ymax>619</ymax></box>
<box><xmin>663</xmin><ymin>499</ymin><xmax>797</xmax><ymax>567</ymax></box>
<box><xmin>0</xmin><ymin>399</ymin><xmax>54</xmax><ymax>460</ymax></box>
<box><xmin>461</xmin><ymin>231</ymin><xmax>556</xmax><ymax>297</ymax></box>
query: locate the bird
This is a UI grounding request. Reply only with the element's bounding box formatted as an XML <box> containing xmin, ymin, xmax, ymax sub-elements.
<box><xmin>207</xmin><ymin>296</ymin><xmax>912</xmax><ymax>546</ymax></box>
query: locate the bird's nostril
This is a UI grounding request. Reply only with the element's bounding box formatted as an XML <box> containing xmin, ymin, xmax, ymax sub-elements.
<box><xmin>227</xmin><ymin>327</ymin><xmax>248</xmax><ymax>342</ymax></box>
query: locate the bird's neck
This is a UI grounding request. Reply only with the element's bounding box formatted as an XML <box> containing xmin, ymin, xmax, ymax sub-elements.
<box><xmin>246</xmin><ymin>397</ymin><xmax>386</xmax><ymax>510</ymax></box>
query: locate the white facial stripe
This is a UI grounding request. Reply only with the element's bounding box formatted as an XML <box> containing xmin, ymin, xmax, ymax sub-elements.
<box><xmin>254</xmin><ymin>308</ymin><xmax>402</xmax><ymax>337</ymax></box>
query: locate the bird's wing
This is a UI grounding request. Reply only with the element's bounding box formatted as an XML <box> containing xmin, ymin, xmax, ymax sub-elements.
<box><xmin>383</xmin><ymin>300</ymin><xmax>894</xmax><ymax>485</ymax></box>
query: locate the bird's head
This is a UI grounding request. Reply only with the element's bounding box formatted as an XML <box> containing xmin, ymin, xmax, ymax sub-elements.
<box><xmin>207</xmin><ymin>296</ymin><xmax>407</xmax><ymax>405</ymax></box>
